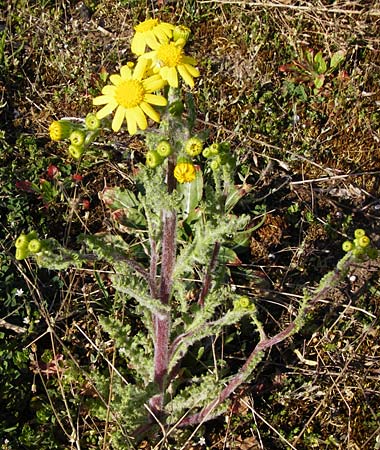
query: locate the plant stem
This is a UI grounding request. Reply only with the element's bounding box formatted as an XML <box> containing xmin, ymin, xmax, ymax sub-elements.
<box><xmin>150</xmin><ymin>209</ymin><xmax>177</xmax><ymax>417</ymax></box>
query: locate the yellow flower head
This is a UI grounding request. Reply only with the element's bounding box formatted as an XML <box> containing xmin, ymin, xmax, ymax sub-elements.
<box><xmin>49</xmin><ymin>120</ymin><xmax>73</xmax><ymax>141</ymax></box>
<box><xmin>174</xmin><ymin>162</ymin><xmax>196</xmax><ymax>184</ymax></box>
<box><xmin>142</xmin><ymin>40</ymin><xmax>200</xmax><ymax>88</ymax></box>
<box><xmin>131</xmin><ymin>19</ymin><xmax>174</xmax><ymax>56</ymax></box>
<box><xmin>93</xmin><ymin>58</ymin><xmax>167</xmax><ymax>134</ymax></box>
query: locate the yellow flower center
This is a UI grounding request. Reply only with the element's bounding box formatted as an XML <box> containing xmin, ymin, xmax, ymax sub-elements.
<box><xmin>135</xmin><ymin>19</ymin><xmax>158</xmax><ymax>32</ymax></box>
<box><xmin>157</xmin><ymin>43</ymin><xmax>183</xmax><ymax>67</ymax></box>
<box><xmin>115</xmin><ymin>80</ymin><xmax>144</xmax><ymax>108</ymax></box>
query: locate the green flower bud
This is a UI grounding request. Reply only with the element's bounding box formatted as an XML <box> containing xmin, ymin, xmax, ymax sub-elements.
<box><xmin>15</xmin><ymin>247</ymin><xmax>30</xmax><ymax>260</ymax></box>
<box><xmin>184</xmin><ymin>137</ymin><xmax>203</xmax><ymax>157</ymax></box>
<box><xmin>156</xmin><ymin>140</ymin><xmax>173</xmax><ymax>158</ymax></box>
<box><xmin>70</xmin><ymin>130</ymin><xmax>86</xmax><ymax>147</ymax></box>
<box><xmin>28</xmin><ymin>239</ymin><xmax>42</xmax><ymax>253</ymax></box>
<box><xmin>68</xmin><ymin>144</ymin><xmax>85</xmax><ymax>159</ymax></box>
<box><xmin>354</xmin><ymin>228</ymin><xmax>366</xmax><ymax>239</ymax></box>
<box><xmin>85</xmin><ymin>113</ymin><xmax>101</xmax><ymax>131</ymax></box>
<box><xmin>210</xmin><ymin>159</ymin><xmax>220</xmax><ymax>171</ymax></box>
<box><xmin>209</xmin><ymin>143</ymin><xmax>220</xmax><ymax>156</ymax></box>
<box><xmin>238</xmin><ymin>296</ymin><xmax>250</xmax><ymax>309</ymax></box>
<box><xmin>173</xmin><ymin>25</ymin><xmax>191</xmax><ymax>43</ymax></box>
<box><xmin>342</xmin><ymin>241</ymin><xmax>353</xmax><ymax>252</ymax></box>
<box><xmin>49</xmin><ymin>120</ymin><xmax>73</xmax><ymax>141</ymax></box>
<box><xmin>358</xmin><ymin>235</ymin><xmax>370</xmax><ymax>248</ymax></box>
<box><xmin>15</xmin><ymin>234</ymin><xmax>29</xmax><ymax>249</ymax></box>
<box><xmin>146</xmin><ymin>150</ymin><xmax>164</xmax><ymax>168</ymax></box>
<box><xmin>202</xmin><ymin>147</ymin><xmax>212</xmax><ymax>158</ymax></box>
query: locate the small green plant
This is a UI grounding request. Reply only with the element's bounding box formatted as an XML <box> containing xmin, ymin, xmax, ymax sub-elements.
<box><xmin>279</xmin><ymin>48</ymin><xmax>346</xmax><ymax>93</ymax></box>
<box><xmin>14</xmin><ymin>18</ymin><xmax>376</xmax><ymax>446</ymax></box>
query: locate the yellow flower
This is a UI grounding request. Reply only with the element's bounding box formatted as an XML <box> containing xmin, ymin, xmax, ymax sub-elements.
<box><xmin>142</xmin><ymin>40</ymin><xmax>200</xmax><ymax>88</ymax></box>
<box><xmin>131</xmin><ymin>19</ymin><xmax>174</xmax><ymax>56</ymax></box>
<box><xmin>174</xmin><ymin>162</ymin><xmax>196</xmax><ymax>183</ymax></box>
<box><xmin>93</xmin><ymin>59</ymin><xmax>167</xmax><ymax>134</ymax></box>
<box><xmin>49</xmin><ymin>120</ymin><xmax>73</xmax><ymax>141</ymax></box>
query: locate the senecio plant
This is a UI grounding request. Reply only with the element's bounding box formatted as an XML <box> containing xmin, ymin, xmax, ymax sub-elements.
<box><xmin>15</xmin><ymin>19</ymin><xmax>377</xmax><ymax>446</ymax></box>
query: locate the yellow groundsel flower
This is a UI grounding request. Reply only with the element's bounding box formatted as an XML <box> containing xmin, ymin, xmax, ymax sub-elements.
<box><xmin>93</xmin><ymin>58</ymin><xmax>167</xmax><ymax>134</ymax></box>
<box><xmin>49</xmin><ymin>120</ymin><xmax>73</xmax><ymax>141</ymax></box>
<box><xmin>131</xmin><ymin>19</ymin><xmax>174</xmax><ymax>56</ymax></box>
<box><xmin>142</xmin><ymin>40</ymin><xmax>200</xmax><ymax>88</ymax></box>
<box><xmin>174</xmin><ymin>162</ymin><xmax>196</xmax><ymax>183</ymax></box>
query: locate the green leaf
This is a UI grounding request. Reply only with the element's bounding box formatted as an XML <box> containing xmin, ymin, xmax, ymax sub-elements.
<box><xmin>177</xmin><ymin>166</ymin><xmax>203</xmax><ymax>218</ymax></box>
<box><xmin>330</xmin><ymin>50</ymin><xmax>345</xmax><ymax>70</ymax></box>
<box><xmin>314</xmin><ymin>51</ymin><xmax>327</xmax><ymax>73</ymax></box>
<box><xmin>314</xmin><ymin>74</ymin><xmax>325</xmax><ymax>89</ymax></box>
<box><xmin>100</xmin><ymin>186</ymin><xmax>139</xmax><ymax>211</ymax></box>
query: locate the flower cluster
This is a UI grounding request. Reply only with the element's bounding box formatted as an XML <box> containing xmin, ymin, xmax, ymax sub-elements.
<box><xmin>92</xmin><ymin>19</ymin><xmax>200</xmax><ymax>134</ymax></box>
<box><xmin>342</xmin><ymin>228</ymin><xmax>378</xmax><ymax>259</ymax></box>
<box><xmin>15</xmin><ymin>231</ymin><xmax>43</xmax><ymax>260</ymax></box>
<box><xmin>49</xmin><ymin>114</ymin><xmax>101</xmax><ymax>159</ymax></box>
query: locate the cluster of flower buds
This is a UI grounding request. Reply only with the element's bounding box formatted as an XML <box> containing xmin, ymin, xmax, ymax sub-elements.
<box><xmin>15</xmin><ymin>231</ymin><xmax>44</xmax><ymax>260</ymax></box>
<box><xmin>202</xmin><ymin>142</ymin><xmax>235</xmax><ymax>171</ymax></box>
<box><xmin>233</xmin><ymin>295</ymin><xmax>256</xmax><ymax>312</ymax></box>
<box><xmin>342</xmin><ymin>228</ymin><xmax>378</xmax><ymax>259</ymax></box>
<box><xmin>146</xmin><ymin>139</ymin><xmax>173</xmax><ymax>169</ymax></box>
<box><xmin>49</xmin><ymin>112</ymin><xmax>101</xmax><ymax>159</ymax></box>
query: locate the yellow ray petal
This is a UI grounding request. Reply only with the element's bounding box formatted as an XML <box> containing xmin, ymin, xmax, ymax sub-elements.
<box><xmin>110</xmin><ymin>74</ymin><xmax>122</xmax><ymax>86</ymax></box>
<box><xmin>140</xmin><ymin>102</ymin><xmax>160</xmax><ymax>123</ymax></box>
<box><xmin>143</xmin><ymin>75</ymin><xmax>166</xmax><ymax>92</ymax></box>
<box><xmin>144</xmin><ymin>93</ymin><xmax>167</xmax><ymax>106</ymax></box>
<box><xmin>125</xmin><ymin>109</ymin><xmax>138</xmax><ymax>135</ymax></box>
<box><xmin>178</xmin><ymin>65</ymin><xmax>194</xmax><ymax>88</ymax></box>
<box><xmin>131</xmin><ymin>34</ymin><xmax>146</xmax><ymax>56</ymax></box>
<box><xmin>95</xmin><ymin>101</ymin><xmax>118</xmax><ymax>119</ymax></box>
<box><xmin>93</xmin><ymin>94</ymin><xmax>114</xmax><ymax>106</ymax></box>
<box><xmin>166</xmin><ymin>67</ymin><xmax>178</xmax><ymax>88</ymax></box>
<box><xmin>184</xmin><ymin>63</ymin><xmax>200</xmax><ymax>78</ymax></box>
<box><xmin>120</xmin><ymin>65</ymin><xmax>132</xmax><ymax>79</ymax></box>
<box><xmin>133</xmin><ymin>106</ymin><xmax>148</xmax><ymax>130</ymax></box>
<box><xmin>102</xmin><ymin>85</ymin><xmax>117</xmax><ymax>96</ymax></box>
<box><xmin>112</xmin><ymin>105</ymin><xmax>126</xmax><ymax>132</ymax></box>
<box><xmin>133</xmin><ymin>58</ymin><xmax>148</xmax><ymax>81</ymax></box>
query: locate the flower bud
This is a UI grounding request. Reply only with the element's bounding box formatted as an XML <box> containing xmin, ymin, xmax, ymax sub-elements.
<box><xmin>146</xmin><ymin>150</ymin><xmax>164</xmax><ymax>168</ymax></box>
<box><xmin>354</xmin><ymin>228</ymin><xmax>366</xmax><ymax>239</ymax></box>
<box><xmin>68</xmin><ymin>144</ymin><xmax>85</xmax><ymax>159</ymax></box>
<box><xmin>15</xmin><ymin>234</ymin><xmax>29</xmax><ymax>249</ymax></box>
<box><xmin>210</xmin><ymin>159</ymin><xmax>220</xmax><ymax>171</ymax></box>
<box><xmin>202</xmin><ymin>147</ymin><xmax>212</xmax><ymax>158</ymax></box>
<box><xmin>342</xmin><ymin>241</ymin><xmax>353</xmax><ymax>252</ymax></box>
<box><xmin>209</xmin><ymin>143</ymin><xmax>220</xmax><ymax>156</ymax></box>
<box><xmin>15</xmin><ymin>247</ymin><xmax>30</xmax><ymax>260</ymax></box>
<box><xmin>173</xmin><ymin>25</ymin><xmax>191</xmax><ymax>44</ymax></box>
<box><xmin>156</xmin><ymin>140</ymin><xmax>173</xmax><ymax>158</ymax></box>
<box><xmin>358</xmin><ymin>235</ymin><xmax>370</xmax><ymax>248</ymax></box>
<box><xmin>49</xmin><ymin>120</ymin><xmax>73</xmax><ymax>141</ymax></box>
<box><xmin>174</xmin><ymin>162</ymin><xmax>196</xmax><ymax>183</ymax></box>
<box><xmin>28</xmin><ymin>239</ymin><xmax>42</xmax><ymax>253</ymax></box>
<box><xmin>184</xmin><ymin>137</ymin><xmax>203</xmax><ymax>157</ymax></box>
<box><xmin>85</xmin><ymin>113</ymin><xmax>101</xmax><ymax>131</ymax></box>
<box><xmin>70</xmin><ymin>130</ymin><xmax>86</xmax><ymax>147</ymax></box>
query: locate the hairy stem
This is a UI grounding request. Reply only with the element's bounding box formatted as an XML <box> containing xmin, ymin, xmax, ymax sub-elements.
<box><xmin>150</xmin><ymin>209</ymin><xmax>177</xmax><ymax>416</ymax></box>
